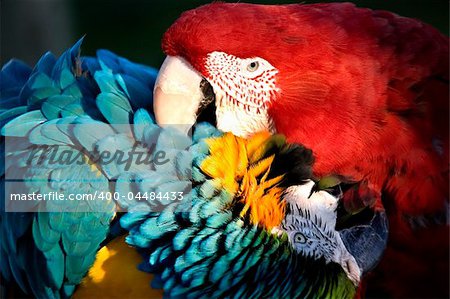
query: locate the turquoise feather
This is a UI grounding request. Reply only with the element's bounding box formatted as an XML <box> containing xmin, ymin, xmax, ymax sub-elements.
<box><xmin>1</xmin><ymin>39</ymin><xmax>158</xmax><ymax>298</ymax></box>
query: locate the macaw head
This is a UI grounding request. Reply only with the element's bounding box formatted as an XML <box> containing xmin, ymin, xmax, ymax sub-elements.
<box><xmin>153</xmin><ymin>2</ymin><xmax>370</xmax><ymax>138</ymax></box>
<box><xmin>154</xmin><ymin>3</ymin><xmax>277</xmax><ymax>136</ymax></box>
<box><xmin>194</xmin><ymin>131</ymin><xmax>386</xmax><ymax>289</ymax></box>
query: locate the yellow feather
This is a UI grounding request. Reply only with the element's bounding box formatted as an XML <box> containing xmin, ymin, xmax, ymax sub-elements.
<box><xmin>235</xmin><ymin>136</ymin><xmax>249</xmax><ymax>177</ymax></box>
<box><xmin>73</xmin><ymin>235</ymin><xmax>163</xmax><ymax>299</ymax></box>
<box><xmin>260</xmin><ymin>175</ymin><xmax>284</xmax><ymax>190</ymax></box>
<box><xmin>201</xmin><ymin>156</ymin><xmax>224</xmax><ymax>180</ymax></box>
<box><xmin>201</xmin><ymin>131</ymin><xmax>287</xmax><ymax>230</ymax></box>
<box><xmin>203</xmin><ymin>133</ymin><xmax>249</xmax><ymax>194</ymax></box>
<box><xmin>247</xmin><ymin>155</ymin><xmax>275</xmax><ymax>179</ymax></box>
<box><xmin>245</xmin><ymin>131</ymin><xmax>271</xmax><ymax>163</ymax></box>
<box><xmin>249</xmin><ymin>134</ymin><xmax>286</xmax><ymax>164</ymax></box>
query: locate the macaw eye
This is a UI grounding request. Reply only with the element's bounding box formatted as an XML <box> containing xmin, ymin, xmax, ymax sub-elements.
<box><xmin>246</xmin><ymin>61</ymin><xmax>259</xmax><ymax>72</ymax></box>
<box><xmin>294</xmin><ymin>232</ymin><xmax>307</xmax><ymax>244</ymax></box>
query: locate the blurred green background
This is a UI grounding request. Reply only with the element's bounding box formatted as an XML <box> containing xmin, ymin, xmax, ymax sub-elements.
<box><xmin>1</xmin><ymin>0</ymin><xmax>448</xmax><ymax>69</ymax></box>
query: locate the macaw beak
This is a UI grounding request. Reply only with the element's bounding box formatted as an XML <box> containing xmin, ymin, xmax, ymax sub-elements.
<box><xmin>153</xmin><ymin>56</ymin><xmax>215</xmax><ymax>133</ymax></box>
<box><xmin>339</xmin><ymin>211</ymin><xmax>388</xmax><ymax>275</ymax></box>
<box><xmin>338</xmin><ymin>208</ymin><xmax>389</xmax><ymax>276</ymax></box>
<box><xmin>320</xmin><ymin>179</ymin><xmax>389</xmax><ymax>277</ymax></box>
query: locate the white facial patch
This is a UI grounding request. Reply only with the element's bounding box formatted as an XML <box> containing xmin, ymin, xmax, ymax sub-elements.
<box><xmin>272</xmin><ymin>181</ymin><xmax>361</xmax><ymax>285</ymax></box>
<box><xmin>205</xmin><ymin>51</ymin><xmax>279</xmax><ymax>137</ymax></box>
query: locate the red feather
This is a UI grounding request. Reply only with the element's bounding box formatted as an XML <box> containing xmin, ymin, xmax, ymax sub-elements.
<box><xmin>163</xmin><ymin>3</ymin><xmax>449</xmax><ymax>297</ymax></box>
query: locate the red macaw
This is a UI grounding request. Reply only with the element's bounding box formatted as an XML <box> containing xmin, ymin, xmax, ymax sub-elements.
<box><xmin>152</xmin><ymin>2</ymin><xmax>449</xmax><ymax>298</ymax></box>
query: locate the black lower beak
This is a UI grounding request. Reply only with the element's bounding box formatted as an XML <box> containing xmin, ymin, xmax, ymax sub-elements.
<box><xmin>338</xmin><ymin>209</ymin><xmax>389</xmax><ymax>275</ymax></box>
<box><xmin>196</xmin><ymin>79</ymin><xmax>217</xmax><ymax>127</ymax></box>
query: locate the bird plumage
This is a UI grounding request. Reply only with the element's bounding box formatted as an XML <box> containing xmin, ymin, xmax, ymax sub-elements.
<box><xmin>1</xmin><ymin>38</ymin><xmax>363</xmax><ymax>299</ymax></box>
<box><xmin>1</xmin><ymin>38</ymin><xmax>158</xmax><ymax>298</ymax></box>
<box><xmin>159</xmin><ymin>2</ymin><xmax>449</xmax><ymax>297</ymax></box>
<box><xmin>121</xmin><ymin>130</ymin><xmax>356</xmax><ymax>299</ymax></box>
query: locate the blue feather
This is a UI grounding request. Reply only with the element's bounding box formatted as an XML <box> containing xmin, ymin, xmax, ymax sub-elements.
<box><xmin>133</xmin><ymin>108</ymin><xmax>155</xmax><ymax>141</ymax></box>
<box><xmin>0</xmin><ymin>59</ymin><xmax>31</xmax><ymax>90</ymax></box>
<box><xmin>117</xmin><ymin>74</ymin><xmax>152</xmax><ymax>109</ymax></box>
<box><xmin>192</xmin><ymin>122</ymin><xmax>221</xmax><ymax>142</ymax></box>
<box><xmin>41</xmin><ymin>95</ymin><xmax>79</xmax><ymax>119</ymax></box>
<box><xmin>50</xmin><ymin>38</ymin><xmax>83</xmax><ymax>87</ymax></box>
<box><xmin>72</xmin><ymin>118</ymin><xmax>114</xmax><ymax>151</ymax></box>
<box><xmin>33</xmin><ymin>52</ymin><xmax>57</xmax><ymax>77</ymax></box>
<box><xmin>29</xmin><ymin>119</ymin><xmax>73</xmax><ymax>145</ymax></box>
<box><xmin>139</xmin><ymin>218</ymin><xmax>173</xmax><ymax>240</ymax></box>
<box><xmin>96</xmin><ymin>93</ymin><xmax>132</xmax><ymax>126</ymax></box>
<box><xmin>172</xmin><ymin>228</ymin><xmax>197</xmax><ymax>251</ymax></box>
<box><xmin>206</xmin><ymin>212</ymin><xmax>232</xmax><ymax>229</ymax></box>
<box><xmin>210</xmin><ymin>256</ymin><xmax>231</xmax><ymax>284</ymax></box>
<box><xmin>174</xmin><ymin>151</ymin><xmax>193</xmax><ymax>180</ymax></box>
<box><xmin>148</xmin><ymin>245</ymin><xmax>165</xmax><ymax>267</ymax></box>
<box><xmin>0</xmin><ymin>106</ymin><xmax>28</xmax><ymax>128</ymax></box>
<box><xmin>96</xmin><ymin>49</ymin><xmax>121</xmax><ymax>72</ymax></box>
<box><xmin>1</xmin><ymin>110</ymin><xmax>46</xmax><ymax>137</ymax></box>
<box><xmin>32</xmin><ymin>214</ymin><xmax>60</xmax><ymax>252</ymax></box>
<box><xmin>118</xmin><ymin>58</ymin><xmax>158</xmax><ymax>87</ymax></box>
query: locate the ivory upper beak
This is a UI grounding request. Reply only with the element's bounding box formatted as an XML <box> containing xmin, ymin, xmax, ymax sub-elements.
<box><xmin>153</xmin><ymin>56</ymin><xmax>204</xmax><ymax>131</ymax></box>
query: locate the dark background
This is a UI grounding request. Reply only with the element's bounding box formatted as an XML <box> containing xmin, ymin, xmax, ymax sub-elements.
<box><xmin>1</xmin><ymin>0</ymin><xmax>449</xmax><ymax>69</ymax></box>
